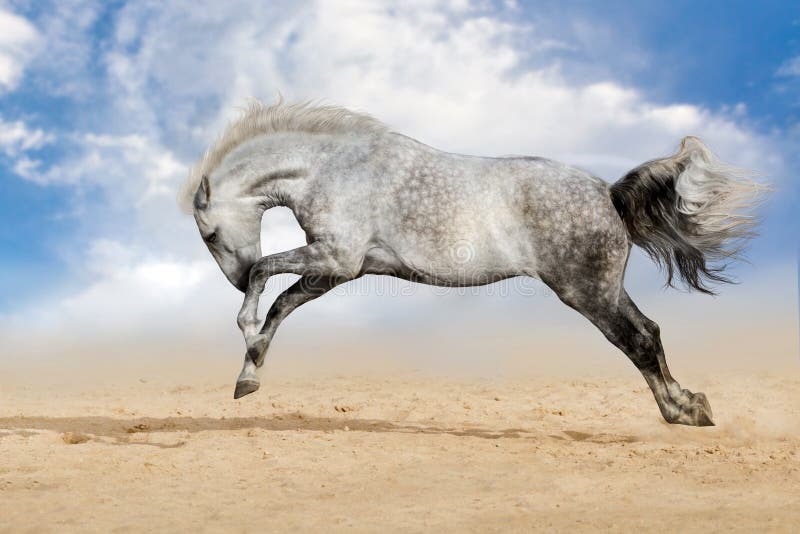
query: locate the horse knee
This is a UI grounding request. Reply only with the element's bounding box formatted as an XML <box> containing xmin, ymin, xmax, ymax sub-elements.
<box><xmin>248</xmin><ymin>262</ymin><xmax>270</xmax><ymax>287</ymax></box>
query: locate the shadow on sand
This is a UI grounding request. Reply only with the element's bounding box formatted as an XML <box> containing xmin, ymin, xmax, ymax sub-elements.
<box><xmin>0</xmin><ymin>413</ymin><xmax>639</xmax><ymax>447</ymax></box>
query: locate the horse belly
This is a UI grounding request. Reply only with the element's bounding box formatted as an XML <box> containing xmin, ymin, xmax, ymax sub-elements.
<box><xmin>372</xmin><ymin>209</ymin><xmax>535</xmax><ymax>287</ymax></box>
<box><xmin>371</xmin><ymin>149</ymin><xmax>542</xmax><ymax>285</ymax></box>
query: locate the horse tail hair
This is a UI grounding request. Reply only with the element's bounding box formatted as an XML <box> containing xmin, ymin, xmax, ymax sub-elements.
<box><xmin>609</xmin><ymin>136</ymin><xmax>769</xmax><ymax>294</ymax></box>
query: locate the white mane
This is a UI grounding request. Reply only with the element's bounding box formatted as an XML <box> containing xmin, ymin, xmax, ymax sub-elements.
<box><xmin>179</xmin><ymin>98</ymin><xmax>389</xmax><ymax>212</ymax></box>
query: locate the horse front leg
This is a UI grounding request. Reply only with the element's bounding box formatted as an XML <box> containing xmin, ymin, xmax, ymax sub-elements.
<box><xmin>233</xmin><ymin>243</ymin><xmax>348</xmax><ymax>398</ymax></box>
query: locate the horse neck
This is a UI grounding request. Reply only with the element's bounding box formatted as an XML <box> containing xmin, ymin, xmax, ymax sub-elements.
<box><xmin>219</xmin><ymin>133</ymin><xmax>319</xmax><ymax>212</ymax></box>
<box><xmin>227</xmin><ymin>131</ymin><xmax>375</xmax><ymax>214</ymax></box>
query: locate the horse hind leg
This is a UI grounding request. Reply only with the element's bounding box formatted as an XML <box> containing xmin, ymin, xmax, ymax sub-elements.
<box><xmin>617</xmin><ymin>293</ymin><xmax>712</xmax><ymax>417</ymax></box>
<box><xmin>540</xmin><ymin>269</ymin><xmax>714</xmax><ymax>427</ymax></box>
<box><xmin>612</xmin><ymin>292</ymin><xmax>713</xmax><ymax>425</ymax></box>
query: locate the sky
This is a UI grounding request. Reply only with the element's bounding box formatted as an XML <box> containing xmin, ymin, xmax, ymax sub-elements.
<box><xmin>0</xmin><ymin>0</ymin><xmax>797</xmax><ymax>375</ymax></box>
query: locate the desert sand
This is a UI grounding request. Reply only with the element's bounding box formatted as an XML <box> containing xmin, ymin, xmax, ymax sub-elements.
<box><xmin>1</xmin><ymin>362</ymin><xmax>798</xmax><ymax>532</ymax></box>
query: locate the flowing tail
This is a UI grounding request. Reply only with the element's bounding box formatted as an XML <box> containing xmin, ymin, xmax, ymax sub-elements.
<box><xmin>610</xmin><ymin>136</ymin><xmax>768</xmax><ymax>294</ymax></box>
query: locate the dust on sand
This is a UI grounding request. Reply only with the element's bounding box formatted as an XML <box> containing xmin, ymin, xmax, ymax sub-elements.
<box><xmin>1</xmin><ymin>369</ymin><xmax>798</xmax><ymax>532</ymax></box>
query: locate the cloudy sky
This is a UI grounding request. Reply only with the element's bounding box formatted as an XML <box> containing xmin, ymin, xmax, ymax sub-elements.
<box><xmin>0</xmin><ymin>1</ymin><xmax>797</xmax><ymax>375</ymax></box>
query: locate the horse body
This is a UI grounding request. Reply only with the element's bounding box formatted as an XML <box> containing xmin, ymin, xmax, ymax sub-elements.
<box><xmin>242</xmin><ymin>131</ymin><xmax>621</xmax><ymax>288</ymax></box>
<box><xmin>183</xmin><ymin>99</ymin><xmax>765</xmax><ymax>427</ymax></box>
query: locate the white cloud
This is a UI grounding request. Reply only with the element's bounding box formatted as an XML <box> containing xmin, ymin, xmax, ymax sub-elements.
<box><xmin>2</xmin><ymin>0</ymin><xmax>790</xmax><ymax>353</ymax></box>
<box><xmin>7</xmin><ymin>238</ymin><xmax>228</xmax><ymax>337</ymax></box>
<box><xmin>12</xmin><ymin>155</ymin><xmax>42</xmax><ymax>178</ymax></box>
<box><xmin>0</xmin><ymin>8</ymin><xmax>39</xmax><ymax>90</ymax></box>
<box><xmin>776</xmin><ymin>56</ymin><xmax>800</xmax><ymax>77</ymax></box>
<box><xmin>17</xmin><ymin>131</ymin><xmax>184</xmax><ymax>200</ymax></box>
<box><xmin>0</xmin><ymin>116</ymin><xmax>53</xmax><ymax>155</ymax></box>
<box><xmin>0</xmin><ymin>116</ymin><xmax>53</xmax><ymax>181</ymax></box>
<box><xmin>21</xmin><ymin>0</ymin><xmax>101</xmax><ymax>96</ymax></box>
<box><xmin>98</xmin><ymin>0</ymin><xmax>779</xmax><ymax>180</ymax></box>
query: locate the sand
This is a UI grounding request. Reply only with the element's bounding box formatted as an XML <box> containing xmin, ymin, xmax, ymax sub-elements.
<box><xmin>1</xmin><ymin>367</ymin><xmax>798</xmax><ymax>532</ymax></box>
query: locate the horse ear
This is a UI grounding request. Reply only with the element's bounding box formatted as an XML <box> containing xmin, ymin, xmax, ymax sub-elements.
<box><xmin>195</xmin><ymin>175</ymin><xmax>211</xmax><ymax>209</ymax></box>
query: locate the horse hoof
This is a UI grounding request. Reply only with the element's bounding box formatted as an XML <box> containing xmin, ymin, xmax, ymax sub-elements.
<box><xmin>690</xmin><ymin>392</ymin><xmax>713</xmax><ymax>418</ymax></box>
<box><xmin>695</xmin><ymin>411</ymin><xmax>715</xmax><ymax>427</ymax></box>
<box><xmin>234</xmin><ymin>379</ymin><xmax>260</xmax><ymax>399</ymax></box>
<box><xmin>665</xmin><ymin>391</ymin><xmax>715</xmax><ymax>426</ymax></box>
<box><xmin>688</xmin><ymin>392</ymin><xmax>714</xmax><ymax>426</ymax></box>
<box><xmin>674</xmin><ymin>392</ymin><xmax>713</xmax><ymax>426</ymax></box>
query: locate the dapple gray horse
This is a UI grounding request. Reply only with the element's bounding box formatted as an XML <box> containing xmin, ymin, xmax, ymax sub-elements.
<box><xmin>181</xmin><ymin>99</ymin><xmax>765</xmax><ymax>426</ymax></box>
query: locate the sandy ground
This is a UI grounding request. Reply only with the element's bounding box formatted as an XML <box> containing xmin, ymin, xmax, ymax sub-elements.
<box><xmin>1</xmin><ymin>367</ymin><xmax>798</xmax><ymax>532</ymax></box>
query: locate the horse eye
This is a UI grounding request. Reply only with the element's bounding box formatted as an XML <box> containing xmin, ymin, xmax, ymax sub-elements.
<box><xmin>204</xmin><ymin>231</ymin><xmax>217</xmax><ymax>244</ymax></box>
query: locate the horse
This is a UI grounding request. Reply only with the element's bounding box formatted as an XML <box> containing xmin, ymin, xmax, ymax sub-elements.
<box><xmin>181</xmin><ymin>98</ymin><xmax>766</xmax><ymax>426</ymax></box>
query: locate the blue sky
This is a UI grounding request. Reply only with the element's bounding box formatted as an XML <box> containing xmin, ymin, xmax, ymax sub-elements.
<box><xmin>0</xmin><ymin>1</ymin><xmax>797</xmax><ymax>366</ymax></box>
